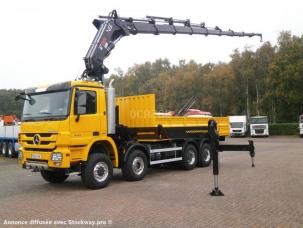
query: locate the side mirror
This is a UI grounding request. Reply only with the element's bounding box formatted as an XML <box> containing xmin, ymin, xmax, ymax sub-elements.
<box><xmin>15</xmin><ymin>94</ymin><xmax>24</xmax><ymax>101</ymax></box>
<box><xmin>15</xmin><ymin>93</ymin><xmax>35</xmax><ymax>105</ymax></box>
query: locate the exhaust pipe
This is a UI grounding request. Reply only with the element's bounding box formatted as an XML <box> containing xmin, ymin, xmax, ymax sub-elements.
<box><xmin>107</xmin><ymin>79</ymin><xmax>116</xmax><ymax>134</ymax></box>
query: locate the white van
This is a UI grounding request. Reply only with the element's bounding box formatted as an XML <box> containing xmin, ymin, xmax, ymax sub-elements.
<box><xmin>229</xmin><ymin>115</ymin><xmax>247</xmax><ymax>137</ymax></box>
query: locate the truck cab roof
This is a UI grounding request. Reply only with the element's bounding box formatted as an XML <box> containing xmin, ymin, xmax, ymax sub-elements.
<box><xmin>25</xmin><ymin>80</ymin><xmax>104</xmax><ymax>94</ymax></box>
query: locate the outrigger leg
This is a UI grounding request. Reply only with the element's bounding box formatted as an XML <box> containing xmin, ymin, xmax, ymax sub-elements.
<box><xmin>208</xmin><ymin>120</ymin><xmax>255</xmax><ymax>196</ymax></box>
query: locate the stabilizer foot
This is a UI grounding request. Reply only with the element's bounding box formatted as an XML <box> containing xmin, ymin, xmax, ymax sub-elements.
<box><xmin>210</xmin><ymin>188</ymin><xmax>224</xmax><ymax>196</ymax></box>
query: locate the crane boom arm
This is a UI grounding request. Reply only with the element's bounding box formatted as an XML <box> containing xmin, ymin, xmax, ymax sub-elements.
<box><xmin>83</xmin><ymin>10</ymin><xmax>262</xmax><ymax>81</ymax></box>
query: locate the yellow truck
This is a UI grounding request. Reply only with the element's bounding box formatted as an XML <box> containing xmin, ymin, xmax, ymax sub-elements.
<box><xmin>16</xmin><ymin>10</ymin><xmax>261</xmax><ymax>189</ymax></box>
<box><xmin>18</xmin><ymin>80</ymin><xmax>229</xmax><ymax>189</ymax></box>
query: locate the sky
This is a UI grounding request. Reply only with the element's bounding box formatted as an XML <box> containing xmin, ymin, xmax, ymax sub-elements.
<box><xmin>0</xmin><ymin>0</ymin><xmax>302</xmax><ymax>89</ymax></box>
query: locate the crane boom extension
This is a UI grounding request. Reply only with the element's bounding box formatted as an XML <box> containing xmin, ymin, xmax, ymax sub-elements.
<box><xmin>83</xmin><ymin>10</ymin><xmax>262</xmax><ymax>82</ymax></box>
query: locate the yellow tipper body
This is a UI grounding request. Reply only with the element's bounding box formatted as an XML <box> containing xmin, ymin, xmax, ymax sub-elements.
<box><xmin>116</xmin><ymin>94</ymin><xmax>230</xmax><ymax>137</ymax></box>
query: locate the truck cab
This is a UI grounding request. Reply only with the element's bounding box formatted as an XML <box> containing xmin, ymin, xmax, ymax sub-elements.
<box><xmin>299</xmin><ymin>115</ymin><xmax>303</xmax><ymax>137</ymax></box>
<box><xmin>18</xmin><ymin>81</ymin><xmax>119</xmax><ymax>187</ymax></box>
<box><xmin>249</xmin><ymin>116</ymin><xmax>269</xmax><ymax>137</ymax></box>
<box><xmin>229</xmin><ymin>115</ymin><xmax>247</xmax><ymax>137</ymax></box>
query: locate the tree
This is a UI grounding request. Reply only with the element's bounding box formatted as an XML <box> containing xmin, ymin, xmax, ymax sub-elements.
<box><xmin>0</xmin><ymin>89</ymin><xmax>23</xmax><ymax>118</ymax></box>
<box><xmin>267</xmin><ymin>31</ymin><xmax>303</xmax><ymax>122</ymax></box>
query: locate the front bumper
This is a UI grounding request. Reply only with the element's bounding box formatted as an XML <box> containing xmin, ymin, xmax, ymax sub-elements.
<box><xmin>20</xmin><ymin>146</ymin><xmax>71</xmax><ymax>170</ymax></box>
<box><xmin>230</xmin><ymin>132</ymin><xmax>245</xmax><ymax>137</ymax></box>
<box><xmin>250</xmin><ymin>129</ymin><xmax>269</xmax><ymax>136</ymax></box>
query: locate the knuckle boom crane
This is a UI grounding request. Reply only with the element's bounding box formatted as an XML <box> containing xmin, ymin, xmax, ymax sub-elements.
<box><xmin>82</xmin><ymin>10</ymin><xmax>262</xmax><ymax>82</ymax></box>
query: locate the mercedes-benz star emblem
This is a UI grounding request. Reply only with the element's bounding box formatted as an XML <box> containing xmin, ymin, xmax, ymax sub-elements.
<box><xmin>33</xmin><ymin>134</ymin><xmax>40</xmax><ymax>145</ymax></box>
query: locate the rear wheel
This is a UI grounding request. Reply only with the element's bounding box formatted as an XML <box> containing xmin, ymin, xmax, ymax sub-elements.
<box><xmin>197</xmin><ymin>143</ymin><xmax>212</xmax><ymax>167</ymax></box>
<box><xmin>41</xmin><ymin>170</ymin><xmax>68</xmax><ymax>183</ymax></box>
<box><xmin>122</xmin><ymin>150</ymin><xmax>148</xmax><ymax>181</ymax></box>
<box><xmin>81</xmin><ymin>153</ymin><xmax>113</xmax><ymax>189</ymax></box>
<box><xmin>1</xmin><ymin>142</ymin><xmax>7</xmax><ymax>157</ymax></box>
<box><xmin>8</xmin><ymin>142</ymin><xmax>15</xmax><ymax>158</ymax></box>
<box><xmin>181</xmin><ymin>144</ymin><xmax>197</xmax><ymax>170</ymax></box>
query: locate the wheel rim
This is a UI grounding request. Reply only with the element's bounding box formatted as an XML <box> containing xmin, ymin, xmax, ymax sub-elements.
<box><xmin>203</xmin><ymin>148</ymin><xmax>211</xmax><ymax>162</ymax></box>
<box><xmin>187</xmin><ymin>149</ymin><xmax>196</xmax><ymax>165</ymax></box>
<box><xmin>93</xmin><ymin>162</ymin><xmax>109</xmax><ymax>182</ymax></box>
<box><xmin>132</xmin><ymin>157</ymin><xmax>144</xmax><ymax>176</ymax></box>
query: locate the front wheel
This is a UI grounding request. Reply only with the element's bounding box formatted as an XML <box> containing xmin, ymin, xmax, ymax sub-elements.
<box><xmin>41</xmin><ymin>170</ymin><xmax>68</xmax><ymax>183</ymax></box>
<box><xmin>197</xmin><ymin>143</ymin><xmax>212</xmax><ymax>167</ymax></box>
<box><xmin>81</xmin><ymin>153</ymin><xmax>113</xmax><ymax>189</ymax></box>
<box><xmin>122</xmin><ymin>150</ymin><xmax>148</xmax><ymax>181</ymax></box>
<box><xmin>181</xmin><ymin>144</ymin><xmax>197</xmax><ymax>170</ymax></box>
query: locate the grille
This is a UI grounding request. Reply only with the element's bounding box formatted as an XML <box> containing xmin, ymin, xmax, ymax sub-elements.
<box><xmin>255</xmin><ymin>129</ymin><xmax>264</xmax><ymax>134</ymax></box>
<box><xmin>233</xmin><ymin>130</ymin><xmax>242</xmax><ymax>133</ymax></box>
<box><xmin>25</xmin><ymin>148</ymin><xmax>54</xmax><ymax>152</ymax></box>
<box><xmin>25</xmin><ymin>133</ymin><xmax>53</xmax><ymax>137</ymax></box>
<box><xmin>252</xmin><ymin>125</ymin><xmax>266</xmax><ymax>130</ymax></box>
<box><xmin>22</xmin><ymin>133</ymin><xmax>57</xmax><ymax>152</ymax></box>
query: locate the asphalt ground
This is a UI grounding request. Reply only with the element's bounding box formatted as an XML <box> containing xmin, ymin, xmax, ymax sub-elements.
<box><xmin>0</xmin><ymin>136</ymin><xmax>302</xmax><ymax>227</ymax></box>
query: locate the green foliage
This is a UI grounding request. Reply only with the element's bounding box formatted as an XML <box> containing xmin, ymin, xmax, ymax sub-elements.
<box><xmin>0</xmin><ymin>89</ymin><xmax>23</xmax><ymax>118</ymax></box>
<box><xmin>269</xmin><ymin>123</ymin><xmax>298</xmax><ymax>135</ymax></box>
<box><xmin>267</xmin><ymin>32</ymin><xmax>303</xmax><ymax>122</ymax></box>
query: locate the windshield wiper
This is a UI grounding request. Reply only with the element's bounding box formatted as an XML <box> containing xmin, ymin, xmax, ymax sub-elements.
<box><xmin>39</xmin><ymin>111</ymin><xmax>52</xmax><ymax>114</ymax></box>
<box><xmin>23</xmin><ymin>118</ymin><xmax>36</xmax><ymax>122</ymax></box>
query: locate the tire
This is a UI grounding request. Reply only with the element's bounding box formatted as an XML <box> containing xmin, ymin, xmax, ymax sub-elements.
<box><xmin>7</xmin><ymin>142</ymin><xmax>15</xmax><ymax>158</ymax></box>
<box><xmin>181</xmin><ymin>144</ymin><xmax>197</xmax><ymax>170</ymax></box>
<box><xmin>41</xmin><ymin>170</ymin><xmax>68</xmax><ymax>183</ymax></box>
<box><xmin>81</xmin><ymin>153</ymin><xmax>113</xmax><ymax>189</ymax></box>
<box><xmin>197</xmin><ymin>143</ymin><xmax>212</xmax><ymax>167</ymax></box>
<box><xmin>122</xmin><ymin>150</ymin><xmax>148</xmax><ymax>181</ymax></box>
<box><xmin>1</xmin><ymin>142</ymin><xmax>8</xmax><ymax>157</ymax></box>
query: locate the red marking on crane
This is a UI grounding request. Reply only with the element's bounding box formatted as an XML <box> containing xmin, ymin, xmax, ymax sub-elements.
<box><xmin>100</xmin><ymin>37</ymin><xmax>107</xmax><ymax>46</ymax></box>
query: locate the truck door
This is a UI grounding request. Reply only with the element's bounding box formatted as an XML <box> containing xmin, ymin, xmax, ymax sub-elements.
<box><xmin>70</xmin><ymin>87</ymin><xmax>104</xmax><ymax>146</ymax></box>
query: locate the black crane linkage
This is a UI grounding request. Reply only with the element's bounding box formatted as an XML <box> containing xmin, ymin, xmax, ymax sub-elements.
<box><xmin>82</xmin><ymin>10</ymin><xmax>262</xmax><ymax>82</ymax></box>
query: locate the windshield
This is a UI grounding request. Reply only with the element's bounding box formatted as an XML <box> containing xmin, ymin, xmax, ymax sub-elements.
<box><xmin>230</xmin><ymin>122</ymin><xmax>244</xmax><ymax>128</ymax></box>
<box><xmin>22</xmin><ymin>90</ymin><xmax>71</xmax><ymax>121</ymax></box>
<box><xmin>250</xmin><ymin>117</ymin><xmax>268</xmax><ymax>124</ymax></box>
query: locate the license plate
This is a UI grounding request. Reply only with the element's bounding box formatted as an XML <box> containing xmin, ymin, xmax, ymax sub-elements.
<box><xmin>31</xmin><ymin>154</ymin><xmax>42</xmax><ymax>159</ymax></box>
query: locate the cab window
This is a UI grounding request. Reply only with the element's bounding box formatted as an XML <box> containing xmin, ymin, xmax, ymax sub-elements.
<box><xmin>75</xmin><ymin>90</ymin><xmax>96</xmax><ymax>115</ymax></box>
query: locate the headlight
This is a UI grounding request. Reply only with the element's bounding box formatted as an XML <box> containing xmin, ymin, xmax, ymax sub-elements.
<box><xmin>15</xmin><ymin>143</ymin><xmax>21</xmax><ymax>152</ymax></box>
<box><xmin>18</xmin><ymin>151</ymin><xmax>23</xmax><ymax>160</ymax></box>
<box><xmin>51</xmin><ymin>152</ymin><xmax>63</xmax><ymax>161</ymax></box>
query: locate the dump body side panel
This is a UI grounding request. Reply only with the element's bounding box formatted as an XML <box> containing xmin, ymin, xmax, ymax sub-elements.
<box><xmin>115</xmin><ymin>94</ymin><xmax>230</xmax><ymax>137</ymax></box>
<box><xmin>115</xmin><ymin>94</ymin><xmax>156</xmax><ymax>128</ymax></box>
